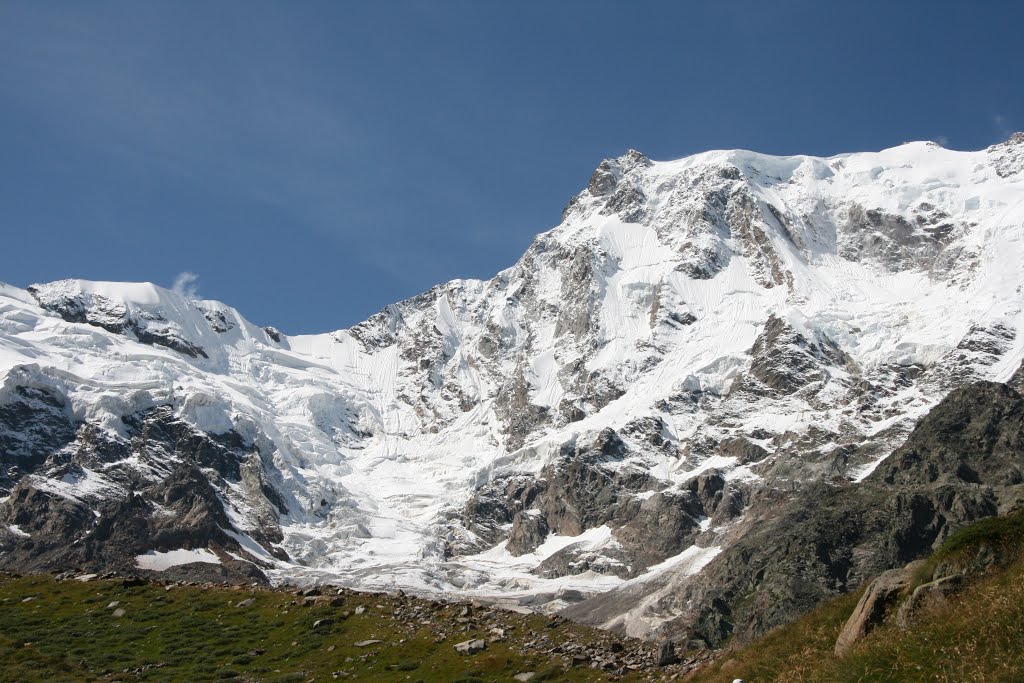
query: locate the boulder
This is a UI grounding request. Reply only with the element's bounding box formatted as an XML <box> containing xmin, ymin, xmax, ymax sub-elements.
<box><xmin>656</xmin><ymin>641</ymin><xmax>679</xmax><ymax>666</ymax></box>
<box><xmin>353</xmin><ymin>639</ymin><xmax>381</xmax><ymax>648</ymax></box>
<box><xmin>835</xmin><ymin>565</ymin><xmax>915</xmax><ymax>655</ymax></box>
<box><xmin>454</xmin><ymin>638</ymin><xmax>486</xmax><ymax>654</ymax></box>
<box><xmin>895</xmin><ymin>574</ymin><xmax>963</xmax><ymax>629</ymax></box>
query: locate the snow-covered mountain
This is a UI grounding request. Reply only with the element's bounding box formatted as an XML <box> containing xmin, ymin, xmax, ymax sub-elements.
<box><xmin>2</xmin><ymin>135</ymin><xmax>1023</xmax><ymax>642</ymax></box>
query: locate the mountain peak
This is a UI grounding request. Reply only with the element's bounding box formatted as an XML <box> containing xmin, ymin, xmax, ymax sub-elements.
<box><xmin>1</xmin><ymin>139</ymin><xmax>1022</xmax><ymax>645</ymax></box>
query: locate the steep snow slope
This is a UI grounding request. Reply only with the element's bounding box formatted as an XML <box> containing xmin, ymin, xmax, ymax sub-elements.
<box><xmin>1</xmin><ymin>136</ymin><xmax>1023</xmax><ymax>631</ymax></box>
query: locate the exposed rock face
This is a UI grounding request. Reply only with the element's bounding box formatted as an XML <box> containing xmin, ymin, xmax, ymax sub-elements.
<box><xmin>587</xmin><ymin>150</ymin><xmax>652</xmax><ymax>225</ymax></box>
<box><xmin>462</xmin><ymin>427</ymin><xmax>749</xmax><ymax>580</ymax></box>
<box><xmin>563</xmin><ymin>381</ymin><xmax>1024</xmax><ymax>646</ymax></box>
<box><xmin>877</xmin><ymin>381</ymin><xmax>1024</xmax><ymax>490</ymax></box>
<box><xmin>28</xmin><ymin>282</ymin><xmax>209</xmax><ymax>358</ymax></box>
<box><xmin>745</xmin><ymin>315</ymin><xmax>851</xmax><ymax>395</ymax></box>
<box><xmin>989</xmin><ymin>131</ymin><xmax>1024</xmax><ymax>178</ymax></box>
<box><xmin>838</xmin><ymin>203</ymin><xmax>963</xmax><ymax>272</ymax></box>
<box><xmin>0</xmin><ymin>386</ymin><xmax>77</xmax><ymax>493</ymax></box>
<box><xmin>467</xmin><ymin>429</ymin><xmax>654</xmax><ymax>559</ymax></box>
<box><xmin>0</xmin><ymin>391</ymin><xmax>288</xmax><ymax>583</ymax></box>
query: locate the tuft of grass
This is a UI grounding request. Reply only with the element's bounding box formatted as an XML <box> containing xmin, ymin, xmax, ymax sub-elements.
<box><xmin>393</xmin><ymin>659</ymin><xmax>420</xmax><ymax>671</ymax></box>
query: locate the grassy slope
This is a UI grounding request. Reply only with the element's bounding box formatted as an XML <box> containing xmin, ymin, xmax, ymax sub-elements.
<box><xmin>7</xmin><ymin>515</ymin><xmax>1024</xmax><ymax>683</ymax></box>
<box><xmin>0</xmin><ymin>576</ymin><xmax>648</xmax><ymax>683</ymax></box>
<box><xmin>690</xmin><ymin>514</ymin><xmax>1024</xmax><ymax>683</ymax></box>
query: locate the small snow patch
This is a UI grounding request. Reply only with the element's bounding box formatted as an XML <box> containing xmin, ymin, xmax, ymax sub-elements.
<box><xmin>135</xmin><ymin>548</ymin><xmax>221</xmax><ymax>570</ymax></box>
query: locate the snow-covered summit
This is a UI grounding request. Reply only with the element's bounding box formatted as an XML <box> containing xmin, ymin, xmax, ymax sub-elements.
<box><xmin>1</xmin><ymin>136</ymin><xmax>1023</xmax><ymax>632</ymax></box>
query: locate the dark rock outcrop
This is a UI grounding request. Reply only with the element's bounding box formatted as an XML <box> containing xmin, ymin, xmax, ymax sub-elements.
<box><xmin>564</xmin><ymin>380</ymin><xmax>1024</xmax><ymax>647</ymax></box>
<box><xmin>744</xmin><ymin>314</ymin><xmax>852</xmax><ymax>395</ymax></box>
<box><xmin>503</xmin><ymin>429</ymin><xmax>650</xmax><ymax>556</ymax></box>
<box><xmin>461</xmin><ymin>428</ymin><xmax>750</xmax><ymax>579</ymax></box>
<box><xmin>839</xmin><ymin>203</ymin><xmax>962</xmax><ymax>272</ymax></box>
<box><xmin>0</xmin><ymin>390</ymin><xmax>290</xmax><ymax>583</ymax></box>
<box><xmin>0</xmin><ymin>386</ymin><xmax>78</xmax><ymax>494</ymax></box>
<box><xmin>988</xmin><ymin>131</ymin><xmax>1024</xmax><ymax>178</ymax></box>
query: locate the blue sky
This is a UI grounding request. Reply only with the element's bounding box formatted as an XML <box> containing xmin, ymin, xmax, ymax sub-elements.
<box><xmin>1</xmin><ymin>1</ymin><xmax>1021</xmax><ymax>333</ymax></box>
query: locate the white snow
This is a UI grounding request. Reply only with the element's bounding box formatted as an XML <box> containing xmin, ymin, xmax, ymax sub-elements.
<box><xmin>135</xmin><ymin>548</ymin><xmax>221</xmax><ymax>570</ymax></box>
<box><xmin>28</xmin><ymin>468</ymin><xmax>121</xmax><ymax>503</ymax></box>
<box><xmin>468</xmin><ymin>525</ymin><xmax>619</xmax><ymax>568</ymax></box>
<box><xmin>6</xmin><ymin>524</ymin><xmax>30</xmax><ymax>538</ymax></box>
<box><xmin>451</xmin><ymin>526</ymin><xmax>628</xmax><ymax>605</ymax></box>
<box><xmin>635</xmin><ymin>543</ymin><xmax>721</xmax><ymax>579</ymax></box>
<box><xmin>604</xmin><ymin>544</ymin><xmax>724</xmax><ymax>637</ymax></box>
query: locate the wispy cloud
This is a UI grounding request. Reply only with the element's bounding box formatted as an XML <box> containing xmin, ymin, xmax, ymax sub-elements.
<box><xmin>993</xmin><ymin>114</ymin><xmax>1014</xmax><ymax>140</ymax></box>
<box><xmin>172</xmin><ymin>272</ymin><xmax>200</xmax><ymax>299</ymax></box>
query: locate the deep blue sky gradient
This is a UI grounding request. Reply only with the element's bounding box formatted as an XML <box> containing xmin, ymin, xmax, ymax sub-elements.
<box><xmin>1</xmin><ymin>1</ymin><xmax>1021</xmax><ymax>332</ymax></box>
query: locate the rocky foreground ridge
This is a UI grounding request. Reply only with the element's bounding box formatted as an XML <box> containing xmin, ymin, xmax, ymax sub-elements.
<box><xmin>1</xmin><ymin>135</ymin><xmax>1024</xmax><ymax>647</ymax></box>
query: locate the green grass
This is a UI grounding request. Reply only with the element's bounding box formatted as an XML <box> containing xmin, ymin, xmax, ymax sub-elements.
<box><xmin>0</xmin><ymin>576</ymin><xmax>645</xmax><ymax>682</ymax></box>
<box><xmin>689</xmin><ymin>513</ymin><xmax>1024</xmax><ymax>683</ymax></box>
<box><xmin>935</xmin><ymin>511</ymin><xmax>1024</xmax><ymax>559</ymax></box>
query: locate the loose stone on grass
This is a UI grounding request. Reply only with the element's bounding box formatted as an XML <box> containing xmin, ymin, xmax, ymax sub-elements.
<box><xmin>353</xmin><ymin>639</ymin><xmax>381</xmax><ymax>648</ymax></box>
<box><xmin>454</xmin><ymin>638</ymin><xmax>487</xmax><ymax>654</ymax></box>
